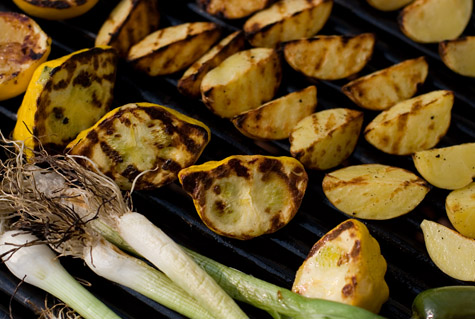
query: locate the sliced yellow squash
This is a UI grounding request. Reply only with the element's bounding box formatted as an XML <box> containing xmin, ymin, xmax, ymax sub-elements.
<box><xmin>12</xmin><ymin>0</ymin><xmax>99</xmax><ymax>20</ymax></box>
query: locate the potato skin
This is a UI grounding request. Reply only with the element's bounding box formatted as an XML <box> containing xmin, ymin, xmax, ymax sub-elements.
<box><xmin>366</xmin><ymin>0</ymin><xmax>413</xmax><ymax>11</ymax></box>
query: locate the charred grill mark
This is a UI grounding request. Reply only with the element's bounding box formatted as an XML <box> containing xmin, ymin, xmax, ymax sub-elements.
<box><xmin>100</xmin><ymin>141</ymin><xmax>123</xmax><ymax>164</ymax></box>
<box><xmin>350</xmin><ymin>240</ymin><xmax>361</xmax><ymax>258</ymax></box>
<box><xmin>161</xmin><ymin>159</ymin><xmax>182</xmax><ymax>173</ymax></box>
<box><xmin>121</xmin><ymin>164</ymin><xmax>140</xmax><ymax>182</ymax></box>
<box><xmin>342</xmin><ymin>276</ymin><xmax>357</xmax><ymax>297</ymax></box>
<box><xmin>306</xmin><ymin>220</ymin><xmax>355</xmax><ymax>261</ymax></box>
<box><xmin>180</xmin><ymin>171</ymin><xmax>214</xmax><ymax>207</ymax></box>
<box><xmin>52</xmin><ymin>106</ymin><xmax>64</xmax><ymax>120</ymax></box>
<box><xmin>227</xmin><ymin>158</ymin><xmax>250</xmax><ymax>178</ymax></box>
<box><xmin>27</xmin><ymin>1</ymin><xmax>72</xmax><ymax>9</ymax></box>
<box><xmin>73</xmin><ymin>70</ymin><xmax>93</xmax><ymax>87</ymax></box>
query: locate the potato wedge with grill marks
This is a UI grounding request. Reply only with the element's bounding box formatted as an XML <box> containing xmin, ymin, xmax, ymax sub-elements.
<box><xmin>67</xmin><ymin>102</ymin><xmax>211</xmax><ymax>191</ymax></box>
<box><xmin>439</xmin><ymin>36</ymin><xmax>475</xmax><ymax>78</ymax></box>
<box><xmin>398</xmin><ymin>0</ymin><xmax>473</xmax><ymax>43</ymax></box>
<box><xmin>290</xmin><ymin>108</ymin><xmax>364</xmax><ymax>170</ymax></box>
<box><xmin>178</xmin><ymin>155</ymin><xmax>308</xmax><ymax>240</ymax></box>
<box><xmin>128</xmin><ymin>22</ymin><xmax>221</xmax><ymax>76</ymax></box>
<box><xmin>197</xmin><ymin>0</ymin><xmax>272</xmax><ymax>19</ymax></box>
<box><xmin>283</xmin><ymin>34</ymin><xmax>375</xmax><ymax>80</ymax></box>
<box><xmin>342</xmin><ymin>57</ymin><xmax>428</xmax><ymax>111</ymax></box>
<box><xmin>243</xmin><ymin>0</ymin><xmax>333</xmax><ymax>48</ymax></box>
<box><xmin>95</xmin><ymin>0</ymin><xmax>160</xmax><ymax>58</ymax></box>
<box><xmin>201</xmin><ymin>48</ymin><xmax>282</xmax><ymax>118</ymax></box>
<box><xmin>13</xmin><ymin>46</ymin><xmax>118</xmax><ymax>155</ymax></box>
<box><xmin>366</xmin><ymin>0</ymin><xmax>413</xmax><ymax>11</ymax></box>
<box><xmin>322</xmin><ymin>164</ymin><xmax>430</xmax><ymax>220</ymax></box>
<box><xmin>232</xmin><ymin>85</ymin><xmax>317</xmax><ymax>140</ymax></box>
<box><xmin>446</xmin><ymin>182</ymin><xmax>475</xmax><ymax>239</ymax></box>
<box><xmin>178</xmin><ymin>31</ymin><xmax>245</xmax><ymax>99</ymax></box>
<box><xmin>364</xmin><ymin>90</ymin><xmax>453</xmax><ymax>155</ymax></box>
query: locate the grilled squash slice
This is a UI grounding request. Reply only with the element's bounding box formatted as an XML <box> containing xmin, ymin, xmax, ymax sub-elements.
<box><xmin>178</xmin><ymin>31</ymin><xmax>245</xmax><ymax>99</ymax></box>
<box><xmin>0</xmin><ymin>12</ymin><xmax>51</xmax><ymax>101</ymax></box>
<box><xmin>243</xmin><ymin>0</ymin><xmax>333</xmax><ymax>48</ymax></box>
<box><xmin>284</xmin><ymin>34</ymin><xmax>375</xmax><ymax>80</ymax></box>
<box><xmin>290</xmin><ymin>108</ymin><xmax>363</xmax><ymax>170</ymax></box>
<box><xmin>342</xmin><ymin>57</ymin><xmax>428</xmax><ymax>111</ymax></box>
<box><xmin>364</xmin><ymin>90</ymin><xmax>453</xmax><ymax>155</ymax></box>
<box><xmin>201</xmin><ymin>48</ymin><xmax>282</xmax><ymax>118</ymax></box>
<box><xmin>13</xmin><ymin>46</ymin><xmax>118</xmax><ymax>155</ymax></box>
<box><xmin>293</xmin><ymin>219</ymin><xmax>389</xmax><ymax>313</ymax></box>
<box><xmin>232</xmin><ymin>85</ymin><xmax>317</xmax><ymax>140</ymax></box>
<box><xmin>95</xmin><ymin>0</ymin><xmax>160</xmax><ymax>58</ymax></box>
<box><xmin>439</xmin><ymin>36</ymin><xmax>475</xmax><ymax>78</ymax></box>
<box><xmin>366</xmin><ymin>0</ymin><xmax>413</xmax><ymax>11</ymax></box>
<box><xmin>128</xmin><ymin>22</ymin><xmax>221</xmax><ymax>76</ymax></box>
<box><xmin>446</xmin><ymin>182</ymin><xmax>475</xmax><ymax>239</ymax></box>
<box><xmin>197</xmin><ymin>0</ymin><xmax>272</xmax><ymax>19</ymax></box>
<box><xmin>67</xmin><ymin>102</ymin><xmax>210</xmax><ymax>191</ymax></box>
<box><xmin>178</xmin><ymin>155</ymin><xmax>308</xmax><ymax>240</ymax></box>
<box><xmin>322</xmin><ymin>164</ymin><xmax>430</xmax><ymax>220</ymax></box>
<box><xmin>12</xmin><ymin>0</ymin><xmax>99</xmax><ymax>20</ymax></box>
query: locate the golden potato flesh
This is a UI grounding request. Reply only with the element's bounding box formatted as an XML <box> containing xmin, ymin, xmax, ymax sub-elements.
<box><xmin>439</xmin><ymin>36</ymin><xmax>475</xmax><ymax>78</ymax></box>
<box><xmin>342</xmin><ymin>57</ymin><xmax>428</xmax><ymax>111</ymax></box>
<box><xmin>178</xmin><ymin>155</ymin><xmax>308</xmax><ymax>240</ymax></box>
<box><xmin>95</xmin><ymin>0</ymin><xmax>160</xmax><ymax>57</ymax></box>
<box><xmin>67</xmin><ymin>102</ymin><xmax>210</xmax><ymax>191</ymax></box>
<box><xmin>446</xmin><ymin>183</ymin><xmax>475</xmax><ymax>239</ymax></box>
<box><xmin>232</xmin><ymin>86</ymin><xmax>317</xmax><ymax>140</ymax></box>
<box><xmin>197</xmin><ymin>0</ymin><xmax>272</xmax><ymax>19</ymax></box>
<box><xmin>399</xmin><ymin>0</ymin><xmax>473</xmax><ymax>43</ymax></box>
<box><xmin>243</xmin><ymin>0</ymin><xmax>333</xmax><ymax>48</ymax></box>
<box><xmin>178</xmin><ymin>31</ymin><xmax>245</xmax><ymax>99</ymax></box>
<box><xmin>289</xmin><ymin>108</ymin><xmax>363</xmax><ymax>170</ymax></box>
<box><xmin>292</xmin><ymin>219</ymin><xmax>389</xmax><ymax>313</ymax></box>
<box><xmin>413</xmin><ymin>143</ymin><xmax>475</xmax><ymax>190</ymax></box>
<box><xmin>421</xmin><ymin>219</ymin><xmax>475</xmax><ymax>281</ymax></box>
<box><xmin>284</xmin><ymin>34</ymin><xmax>375</xmax><ymax>80</ymax></box>
<box><xmin>201</xmin><ymin>48</ymin><xmax>282</xmax><ymax>118</ymax></box>
<box><xmin>366</xmin><ymin>0</ymin><xmax>413</xmax><ymax>11</ymax></box>
<box><xmin>127</xmin><ymin>22</ymin><xmax>221</xmax><ymax>76</ymax></box>
<box><xmin>364</xmin><ymin>90</ymin><xmax>453</xmax><ymax>155</ymax></box>
<box><xmin>323</xmin><ymin>164</ymin><xmax>430</xmax><ymax>220</ymax></box>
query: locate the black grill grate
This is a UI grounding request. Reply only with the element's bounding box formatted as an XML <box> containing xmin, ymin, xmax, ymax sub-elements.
<box><xmin>0</xmin><ymin>1</ymin><xmax>474</xmax><ymax>318</ymax></box>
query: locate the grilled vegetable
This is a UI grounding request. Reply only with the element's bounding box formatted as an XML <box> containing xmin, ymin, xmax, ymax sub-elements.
<box><xmin>0</xmin><ymin>12</ymin><xmax>51</xmax><ymax>101</ymax></box>
<box><xmin>178</xmin><ymin>31</ymin><xmax>245</xmax><ymax>99</ymax></box>
<box><xmin>232</xmin><ymin>85</ymin><xmax>317</xmax><ymax>140</ymax></box>
<box><xmin>446</xmin><ymin>182</ymin><xmax>475</xmax><ymax>239</ymax></box>
<box><xmin>201</xmin><ymin>48</ymin><xmax>282</xmax><ymax>118</ymax></box>
<box><xmin>243</xmin><ymin>0</ymin><xmax>333</xmax><ymax>48</ymax></box>
<box><xmin>293</xmin><ymin>219</ymin><xmax>389</xmax><ymax>313</ymax></box>
<box><xmin>66</xmin><ymin>102</ymin><xmax>210</xmax><ymax>191</ymax></box>
<box><xmin>412</xmin><ymin>143</ymin><xmax>475</xmax><ymax>190</ymax></box>
<box><xmin>197</xmin><ymin>0</ymin><xmax>272</xmax><ymax>19</ymax></box>
<box><xmin>412</xmin><ymin>286</ymin><xmax>475</xmax><ymax>319</ymax></box>
<box><xmin>178</xmin><ymin>155</ymin><xmax>308</xmax><ymax>240</ymax></box>
<box><xmin>128</xmin><ymin>22</ymin><xmax>221</xmax><ymax>76</ymax></box>
<box><xmin>398</xmin><ymin>0</ymin><xmax>473</xmax><ymax>43</ymax></box>
<box><xmin>364</xmin><ymin>90</ymin><xmax>453</xmax><ymax>155</ymax></box>
<box><xmin>342</xmin><ymin>57</ymin><xmax>428</xmax><ymax>111</ymax></box>
<box><xmin>420</xmin><ymin>219</ymin><xmax>475</xmax><ymax>281</ymax></box>
<box><xmin>366</xmin><ymin>0</ymin><xmax>413</xmax><ymax>11</ymax></box>
<box><xmin>12</xmin><ymin>46</ymin><xmax>118</xmax><ymax>155</ymax></box>
<box><xmin>290</xmin><ymin>108</ymin><xmax>363</xmax><ymax>170</ymax></box>
<box><xmin>284</xmin><ymin>34</ymin><xmax>375</xmax><ymax>80</ymax></box>
<box><xmin>95</xmin><ymin>0</ymin><xmax>160</xmax><ymax>58</ymax></box>
<box><xmin>12</xmin><ymin>0</ymin><xmax>99</xmax><ymax>20</ymax></box>
<box><xmin>323</xmin><ymin>164</ymin><xmax>430</xmax><ymax>220</ymax></box>
<box><xmin>439</xmin><ymin>36</ymin><xmax>475</xmax><ymax>77</ymax></box>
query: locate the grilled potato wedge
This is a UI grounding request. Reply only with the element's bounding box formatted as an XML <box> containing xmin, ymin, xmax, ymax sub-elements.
<box><xmin>95</xmin><ymin>0</ymin><xmax>160</xmax><ymax>58</ymax></box>
<box><xmin>201</xmin><ymin>48</ymin><xmax>282</xmax><ymax>118</ymax></box>
<box><xmin>421</xmin><ymin>219</ymin><xmax>475</xmax><ymax>281</ymax></box>
<box><xmin>128</xmin><ymin>22</ymin><xmax>221</xmax><ymax>76</ymax></box>
<box><xmin>413</xmin><ymin>143</ymin><xmax>475</xmax><ymax>190</ymax></box>
<box><xmin>243</xmin><ymin>0</ymin><xmax>333</xmax><ymax>48</ymax></box>
<box><xmin>439</xmin><ymin>36</ymin><xmax>475</xmax><ymax>78</ymax></box>
<box><xmin>289</xmin><ymin>108</ymin><xmax>363</xmax><ymax>170</ymax></box>
<box><xmin>13</xmin><ymin>46</ymin><xmax>118</xmax><ymax>155</ymax></box>
<box><xmin>322</xmin><ymin>164</ymin><xmax>430</xmax><ymax>219</ymax></box>
<box><xmin>12</xmin><ymin>0</ymin><xmax>99</xmax><ymax>20</ymax></box>
<box><xmin>0</xmin><ymin>12</ymin><xmax>51</xmax><ymax>101</ymax></box>
<box><xmin>342</xmin><ymin>57</ymin><xmax>428</xmax><ymax>111</ymax></box>
<box><xmin>293</xmin><ymin>219</ymin><xmax>389</xmax><ymax>313</ymax></box>
<box><xmin>446</xmin><ymin>183</ymin><xmax>475</xmax><ymax>239</ymax></box>
<box><xmin>367</xmin><ymin>0</ymin><xmax>413</xmax><ymax>11</ymax></box>
<box><xmin>364</xmin><ymin>90</ymin><xmax>453</xmax><ymax>155</ymax></box>
<box><xmin>67</xmin><ymin>102</ymin><xmax>210</xmax><ymax>190</ymax></box>
<box><xmin>232</xmin><ymin>86</ymin><xmax>317</xmax><ymax>140</ymax></box>
<box><xmin>399</xmin><ymin>0</ymin><xmax>473</xmax><ymax>43</ymax></box>
<box><xmin>197</xmin><ymin>0</ymin><xmax>272</xmax><ymax>19</ymax></box>
<box><xmin>178</xmin><ymin>31</ymin><xmax>245</xmax><ymax>99</ymax></box>
<box><xmin>178</xmin><ymin>155</ymin><xmax>308</xmax><ymax>240</ymax></box>
<box><xmin>284</xmin><ymin>34</ymin><xmax>375</xmax><ymax>80</ymax></box>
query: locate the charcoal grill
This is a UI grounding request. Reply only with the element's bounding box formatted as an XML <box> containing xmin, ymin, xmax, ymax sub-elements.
<box><xmin>0</xmin><ymin>1</ymin><xmax>474</xmax><ymax>318</ymax></box>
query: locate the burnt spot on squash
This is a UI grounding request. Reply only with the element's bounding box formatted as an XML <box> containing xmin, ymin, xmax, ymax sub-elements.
<box><xmin>342</xmin><ymin>276</ymin><xmax>357</xmax><ymax>297</ymax></box>
<box><xmin>227</xmin><ymin>158</ymin><xmax>250</xmax><ymax>178</ymax></box>
<box><xmin>306</xmin><ymin>220</ymin><xmax>355</xmax><ymax>260</ymax></box>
